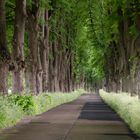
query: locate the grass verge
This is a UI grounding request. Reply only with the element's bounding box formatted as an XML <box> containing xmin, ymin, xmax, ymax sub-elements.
<box><xmin>0</xmin><ymin>89</ymin><xmax>84</xmax><ymax>129</ymax></box>
<box><xmin>100</xmin><ymin>89</ymin><xmax>140</xmax><ymax>137</ymax></box>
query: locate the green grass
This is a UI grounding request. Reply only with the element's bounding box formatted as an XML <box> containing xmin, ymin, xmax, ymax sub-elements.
<box><xmin>0</xmin><ymin>89</ymin><xmax>84</xmax><ymax>129</ymax></box>
<box><xmin>100</xmin><ymin>89</ymin><xmax>140</xmax><ymax>136</ymax></box>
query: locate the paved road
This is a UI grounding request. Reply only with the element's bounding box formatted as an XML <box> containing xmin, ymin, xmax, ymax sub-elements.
<box><xmin>0</xmin><ymin>94</ymin><xmax>139</xmax><ymax>140</ymax></box>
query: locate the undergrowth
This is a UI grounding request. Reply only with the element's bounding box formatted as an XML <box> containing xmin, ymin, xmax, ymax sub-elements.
<box><xmin>0</xmin><ymin>89</ymin><xmax>84</xmax><ymax>129</ymax></box>
<box><xmin>100</xmin><ymin>89</ymin><xmax>140</xmax><ymax>137</ymax></box>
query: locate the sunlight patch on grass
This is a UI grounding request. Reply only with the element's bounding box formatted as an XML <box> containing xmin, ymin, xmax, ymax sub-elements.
<box><xmin>100</xmin><ymin>89</ymin><xmax>140</xmax><ymax>136</ymax></box>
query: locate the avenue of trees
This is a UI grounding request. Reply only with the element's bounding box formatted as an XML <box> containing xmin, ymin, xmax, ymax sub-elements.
<box><xmin>0</xmin><ymin>0</ymin><xmax>140</xmax><ymax>96</ymax></box>
<box><xmin>0</xmin><ymin>0</ymin><xmax>84</xmax><ymax>94</ymax></box>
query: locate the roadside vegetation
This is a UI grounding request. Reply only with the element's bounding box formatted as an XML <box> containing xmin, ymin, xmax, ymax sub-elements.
<box><xmin>0</xmin><ymin>89</ymin><xmax>84</xmax><ymax>129</ymax></box>
<box><xmin>0</xmin><ymin>0</ymin><xmax>140</xmax><ymax>136</ymax></box>
<box><xmin>100</xmin><ymin>90</ymin><xmax>140</xmax><ymax>137</ymax></box>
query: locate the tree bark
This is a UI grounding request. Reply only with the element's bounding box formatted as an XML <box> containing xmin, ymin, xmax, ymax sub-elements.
<box><xmin>12</xmin><ymin>0</ymin><xmax>26</xmax><ymax>93</ymax></box>
<box><xmin>36</xmin><ymin>46</ymin><xmax>43</xmax><ymax>94</ymax></box>
<box><xmin>0</xmin><ymin>0</ymin><xmax>10</xmax><ymax>95</ymax></box>
<box><xmin>27</xmin><ymin>0</ymin><xmax>40</xmax><ymax>94</ymax></box>
<box><xmin>41</xmin><ymin>10</ymin><xmax>49</xmax><ymax>92</ymax></box>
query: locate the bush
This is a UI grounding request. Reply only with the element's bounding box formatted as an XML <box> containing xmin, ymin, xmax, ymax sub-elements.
<box><xmin>0</xmin><ymin>96</ymin><xmax>23</xmax><ymax>128</ymax></box>
<box><xmin>0</xmin><ymin>89</ymin><xmax>84</xmax><ymax>129</ymax></box>
<box><xmin>100</xmin><ymin>89</ymin><xmax>140</xmax><ymax>137</ymax></box>
<box><xmin>34</xmin><ymin>89</ymin><xmax>85</xmax><ymax>114</ymax></box>
<box><xmin>33</xmin><ymin>94</ymin><xmax>52</xmax><ymax>114</ymax></box>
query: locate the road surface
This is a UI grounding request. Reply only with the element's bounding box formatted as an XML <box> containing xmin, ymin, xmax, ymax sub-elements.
<box><xmin>0</xmin><ymin>94</ymin><xmax>139</xmax><ymax>140</ymax></box>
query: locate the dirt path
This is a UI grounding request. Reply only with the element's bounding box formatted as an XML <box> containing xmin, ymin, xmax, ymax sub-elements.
<box><xmin>0</xmin><ymin>94</ymin><xmax>139</xmax><ymax>140</ymax></box>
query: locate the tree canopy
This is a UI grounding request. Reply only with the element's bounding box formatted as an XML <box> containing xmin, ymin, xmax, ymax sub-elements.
<box><xmin>0</xmin><ymin>0</ymin><xmax>140</xmax><ymax>95</ymax></box>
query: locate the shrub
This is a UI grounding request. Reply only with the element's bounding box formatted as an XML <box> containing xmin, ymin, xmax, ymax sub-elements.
<box><xmin>33</xmin><ymin>94</ymin><xmax>52</xmax><ymax>114</ymax></box>
<box><xmin>0</xmin><ymin>89</ymin><xmax>84</xmax><ymax>129</ymax></box>
<box><xmin>0</xmin><ymin>96</ymin><xmax>23</xmax><ymax>128</ymax></box>
<box><xmin>8</xmin><ymin>94</ymin><xmax>36</xmax><ymax>115</ymax></box>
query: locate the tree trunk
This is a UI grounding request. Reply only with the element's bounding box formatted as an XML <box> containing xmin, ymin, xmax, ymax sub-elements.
<box><xmin>41</xmin><ymin>10</ymin><xmax>49</xmax><ymax>92</ymax></box>
<box><xmin>0</xmin><ymin>0</ymin><xmax>10</xmax><ymax>95</ymax></box>
<box><xmin>48</xmin><ymin>42</ymin><xmax>55</xmax><ymax>92</ymax></box>
<box><xmin>0</xmin><ymin>64</ymin><xmax>8</xmax><ymax>95</ymax></box>
<box><xmin>27</xmin><ymin>0</ymin><xmax>40</xmax><ymax>94</ymax></box>
<box><xmin>53</xmin><ymin>42</ymin><xmax>60</xmax><ymax>92</ymax></box>
<box><xmin>12</xmin><ymin>0</ymin><xmax>26</xmax><ymax>93</ymax></box>
<box><xmin>28</xmin><ymin>29</ymin><xmax>38</xmax><ymax>94</ymax></box>
<box><xmin>36</xmin><ymin>46</ymin><xmax>43</xmax><ymax>94</ymax></box>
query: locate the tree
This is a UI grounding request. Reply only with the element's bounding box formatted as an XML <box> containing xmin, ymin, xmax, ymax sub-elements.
<box><xmin>0</xmin><ymin>0</ymin><xmax>10</xmax><ymax>95</ymax></box>
<box><xmin>26</xmin><ymin>0</ymin><xmax>41</xmax><ymax>94</ymax></box>
<box><xmin>12</xmin><ymin>0</ymin><xmax>26</xmax><ymax>93</ymax></box>
<box><xmin>41</xmin><ymin>10</ymin><xmax>49</xmax><ymax>92</ymax></box>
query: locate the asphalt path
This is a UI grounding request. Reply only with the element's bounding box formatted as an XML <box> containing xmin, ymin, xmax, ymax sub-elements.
<box><xmin>0</xmin><ymin>94</ymin><xmax>139</xmax><ymax>140</ymax></box>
